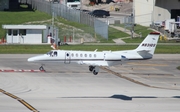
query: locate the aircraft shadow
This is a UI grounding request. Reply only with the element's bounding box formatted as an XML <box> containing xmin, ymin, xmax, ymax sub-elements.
<box><xmin>60</xmin><ymin>95</ymin><xmax>180</xmax><ymax>101</ymax></box>
<box><xmin>173</xmin><ymin>96</ymin><xmax>180</xmax><ymax>98</ymax></box>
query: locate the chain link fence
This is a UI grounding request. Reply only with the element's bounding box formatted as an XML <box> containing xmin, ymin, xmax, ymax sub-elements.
<box><xmin>20</xmin><ymin>0</ymin><xmax>109</xmax><ymax>43</ymax></box>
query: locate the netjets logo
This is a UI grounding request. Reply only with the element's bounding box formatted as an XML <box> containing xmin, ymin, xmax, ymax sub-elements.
<box><xmin>142</xmin><ymin>43</ymin><xmax>156</xmax><ymax>47</ymax></box>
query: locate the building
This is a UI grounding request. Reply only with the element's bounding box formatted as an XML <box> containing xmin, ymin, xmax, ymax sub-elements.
<box><xmin>0</xmin><ymin>0</ymin><xmax>19</xmax><ymax>11</ymax></box>
<box><xmin>0</xmin><ymin>0</ymin><xmax>9</xmax><ymax>10</ymax></box>
<box><xmin>2</xmin><ymin>25</ymin><xmax>47</xmax><ymax>44</ymax></box>
<box><xmin>135</xmin><ymin>0</ymin><xmax>180</xmax><ymax>26</ymax></box>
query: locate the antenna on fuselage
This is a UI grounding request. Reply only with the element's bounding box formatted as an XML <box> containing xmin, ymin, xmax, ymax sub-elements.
<box><xmin>94</xmin><ymin>49</ymin><xmax>98</xmax><ymax>52</ymax></box>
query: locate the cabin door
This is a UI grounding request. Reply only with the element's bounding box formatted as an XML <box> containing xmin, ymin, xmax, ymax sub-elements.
<box><xmin>64</xmin><ymin>52</ymin><xmax>71</xmax><ymax>64</ymax></box>
<box><xmin>104</xmin><ymin>53</ymin><xmax>106</xmax><ymax>61</ymax></box>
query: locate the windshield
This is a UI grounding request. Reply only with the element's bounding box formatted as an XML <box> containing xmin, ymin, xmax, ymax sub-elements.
<box><xmin>46</xmin><ymin>51</ymin><xmax>58</xmax><ymax>57</ymax></box>
<box><xmin>46</xmin><ymin>51</ymin><xmax>53</xmax><ymax>55</ymax></box>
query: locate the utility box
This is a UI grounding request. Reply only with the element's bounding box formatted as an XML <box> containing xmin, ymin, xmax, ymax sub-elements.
<box><xmin>164</xmin><ymin>19</ymin><xmax>175</xmax><ymax>32</ymax></box>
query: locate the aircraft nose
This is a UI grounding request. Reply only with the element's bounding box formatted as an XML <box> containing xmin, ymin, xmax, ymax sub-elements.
<box><xmin>28</xmin><ymin>57</ymin><xmax>35</xmax><ymax>62</ymax></box>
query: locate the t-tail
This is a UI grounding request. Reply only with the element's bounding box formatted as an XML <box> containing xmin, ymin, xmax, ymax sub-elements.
<box><xmin>134</xmin><ymin>32</ymin><xmax>160</xmax><ymax>59</ymax></box>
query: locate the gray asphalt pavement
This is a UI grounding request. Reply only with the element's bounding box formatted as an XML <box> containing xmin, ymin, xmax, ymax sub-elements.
<box><xmin>0</xmin><ymin>54</ymin><xmax>180</xmax><ymax>112</ymax></box>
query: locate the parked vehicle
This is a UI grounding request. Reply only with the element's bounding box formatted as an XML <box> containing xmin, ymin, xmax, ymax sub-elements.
<box><xmin>89</xmin><ymin>10</ymin><xmax>110</xmax><ymax>18</ymax></box>
<box><xmin>49</xmin><ymin>0</ymin><xmax>59</xmax><ymax>3</ymax></box>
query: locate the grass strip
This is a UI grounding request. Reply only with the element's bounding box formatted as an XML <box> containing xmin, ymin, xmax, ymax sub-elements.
<box><xmin>0</xmin><ymin>44</ymin><xmax>180</xmax><ymax>54</ymax></box>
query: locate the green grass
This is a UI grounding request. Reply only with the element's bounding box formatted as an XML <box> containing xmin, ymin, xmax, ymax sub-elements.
<box><xmin>0</xmin><ymin>45</ymin><xmax>134</xmax><ymax>54</ymax></box>
<box><xmin>0</xmin><ymin>45</ymin><xmax>51</xmax><ymax>54</ymax></box>
<box><xmin>54</xmin><ymin>17</ymin><xmax>97</xmax><ymax>42</ymax></box>
<box><xmin>122</xmin><ymin>37</ymin><xmax>145</xmax><ymax>43</ymax></box>
<box><xmin>114</xmin><ymin>24</ymin><xmax>154</xmax><ymax>43</ymax></box>
<box><xmin>105</xmin><ymin>27</ymin><xmax>130</xmax><ymax>43</ymax></box>
<box><xmin>116</xmin><ymin>24</ymin><xmax>153</xmax><ymax>37</ymax></box>
<box><xmin>155</xmin><ymin>45</ymin><xmax>180</xmax><ymax>54</ymax></box>
<box><xmin>54</xmin><ymin>17</ymin><xmax>131</xmax><ymax>43</ymax></box>
<box><xmin>133</xmin><ymin>24</ymin><xmax>153</xmax><ymax>37</ymax></box>
<box><xmin>0</xmin><ymin>44</ymin><xmax>180</xmax><ymax>54</ymax></box>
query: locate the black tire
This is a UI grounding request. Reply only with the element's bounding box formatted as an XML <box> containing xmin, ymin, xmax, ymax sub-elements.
<box><xmin>93</xmin><ymin>70</ymin><xmax>98</xmax><ymax>75</ymax></box>
<box><xmin>89</xmin><ymin>67</ymin><xmax>93</xmax><ymax>72</ymax></box>
<box><xmin>89</xmin><ymin>66</ymin><xmax>94</xmax><ymax>72</ymax></box>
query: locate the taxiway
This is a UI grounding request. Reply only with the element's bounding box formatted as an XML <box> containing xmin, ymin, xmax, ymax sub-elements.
<box><xmin>0</xmin><ymin>54</ymin><xmax>180</xmax><ymax>112</ymax></box>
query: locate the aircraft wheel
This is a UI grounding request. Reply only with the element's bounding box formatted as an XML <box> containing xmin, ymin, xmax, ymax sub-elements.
<box><xmin>93</xmin><ymin>70</ymin><xmax>98</xmax><ymax>75</ymax></box>
<box><xmin>89</xmin><ymin>66</ymin><xmax>94</xmax><ymax>72</ymax></box>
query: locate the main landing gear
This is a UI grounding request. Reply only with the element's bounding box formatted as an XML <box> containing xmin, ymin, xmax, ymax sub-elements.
<box><xmin>39</xmin><ymin>64</ymin><xmax>45</xmax><ymax>71</ymax></box>
<box><xmin>89</xmin><ymin>66</ymin><xmax>99</xmax><ymax>75</ymax></box>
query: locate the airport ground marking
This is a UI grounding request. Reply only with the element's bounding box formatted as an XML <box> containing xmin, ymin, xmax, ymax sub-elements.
<box><xmin>0</xmin><ymin>88</ymin><xmax>39</xmax><ymax>112</ymax></box>
<box><xmin>127</xmin><ymin>62</ymin><xmax>168</xmax><ymax>66</ymax></box>
<box><xmin>0</xmin><ymin>69</ymin><xmax>45</xmax><ymax>72</ymax></box>
<box><xmin>101</xmin><ymin>67</ymin><xmax>180</xmax><ymax>90</ymax></box>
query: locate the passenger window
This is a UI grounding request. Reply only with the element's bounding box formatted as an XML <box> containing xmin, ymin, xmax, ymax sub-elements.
<box><xmin>71</xmin><ymin>53</ymin><xmax>74</xmax><ymax>57</ymax></box>
<box><xmin>85</xmin><ymin>54</ymin><xmax>87</xmax><ymax>57</ymax></box>
<box><xmin>80</xmin><ymin>54</ymin><xmax>83</xmax><ymax>57</ymax></box>
<box><xmin>94</xmin><ymin>54</ymin><xmax>96</xmax><ymax>57</ymax></box>
<box><xmin>89</xmin><ymin>54</ymin><xmax>92</xmax><ymax>57</ymax></box>
<box><xmin>76</xmin><ymin>53</ymin><xmax>78</xmax><ymax>57</ymax></box>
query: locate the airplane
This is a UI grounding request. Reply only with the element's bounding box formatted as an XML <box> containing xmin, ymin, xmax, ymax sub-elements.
<box><xmin>28</xmin><ymin>32</ymin><xmax>160</xmax><ymax>75</ymax></box>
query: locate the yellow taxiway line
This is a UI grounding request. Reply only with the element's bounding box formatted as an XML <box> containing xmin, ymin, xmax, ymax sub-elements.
<box><xmin>0</xmin><ymin>88</ymin><xmax>39</xmax><ymax>112</ymax></box>
<box><xmin>127</xmin><ymin>62</ymin><xmax>168</xmax><ymax>66</ymax></box>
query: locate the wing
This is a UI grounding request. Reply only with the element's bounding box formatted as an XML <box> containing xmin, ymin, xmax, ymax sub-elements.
<box><xmin>77</xmin><ymin>60</ymin><xmax>124</xmax><ymax>66</ymax></box>
<box><xmin>77</xmin><ymin>61</ymin><xmax>109</xmax><ymax>66</ymax></box>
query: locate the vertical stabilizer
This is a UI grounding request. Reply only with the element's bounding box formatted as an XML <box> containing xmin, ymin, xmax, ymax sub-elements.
<box><xmin>135</xmin><ymin>32</ymin><xmax>160</xmax><ymax>58</ymax></box>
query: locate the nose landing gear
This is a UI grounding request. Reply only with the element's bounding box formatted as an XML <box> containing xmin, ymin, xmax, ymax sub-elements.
<box><xmin>39</xmin><ymin>64</ymin><xmax>45</xmax><ymax>71</ymax></box>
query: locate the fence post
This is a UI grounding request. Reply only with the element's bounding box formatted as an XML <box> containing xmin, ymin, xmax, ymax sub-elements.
<box><xmin>64</xmin><ymin>36</ymin><xmax>66</xmax><ymax>42</ymax></box>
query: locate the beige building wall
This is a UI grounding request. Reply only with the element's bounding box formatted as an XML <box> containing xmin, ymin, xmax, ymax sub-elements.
<box><xmin>135</xmin><ymin>0</ymin><xmax>154</xmax><ymax>26</ymax></box>
<box><xmin>135</xmin><ymin>0</ymin><xmax>180</xmax><ymax>26</ymax></box>
<box><xmin>82</xmin><ymin>0</ymin><xmax>89</xmax><ymax>5</ymax></box>
<box><xmin>153</xmin><ymin>0</ymin><xmax>180</xmax><ymax>22</ymax></box>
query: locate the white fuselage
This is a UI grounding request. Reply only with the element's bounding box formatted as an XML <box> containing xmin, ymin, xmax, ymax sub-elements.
<box><xmin>28</xmin><ymin>49</ymin><xmax>145</xmax><ymax>66</ymax></box>
<box><xmin>27</xmin><ymin>32</ymin><xmax>160</xmax><ymax>75</ymax></box>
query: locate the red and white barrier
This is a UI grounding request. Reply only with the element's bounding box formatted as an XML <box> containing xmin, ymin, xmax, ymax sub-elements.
<box><xmin>0</xmin><ymin>69</ymin><xmax>45</xmax><ymax>72</ymax></box>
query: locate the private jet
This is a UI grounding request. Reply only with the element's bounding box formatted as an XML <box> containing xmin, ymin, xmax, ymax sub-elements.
<box><xmin>28</xmin><ymin>32</ymin><xmax>160</xmax><ymax>75</ymax></box>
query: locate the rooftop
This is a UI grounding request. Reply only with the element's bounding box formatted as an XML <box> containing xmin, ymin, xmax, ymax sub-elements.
<box><xmin>2</xmin><ymin>25</ymin><xmax>47</xmax><ymax>29</ymax></box>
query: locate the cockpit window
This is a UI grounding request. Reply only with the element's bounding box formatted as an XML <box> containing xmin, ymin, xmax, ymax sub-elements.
<box><xmin>54</xmin><ymin>51</ymin><xmax>57</xmax><ymax>57</ymax></box>
<box><xmin>46</xmin><ymin>51</ymin><xmax>58</xmax><ymax>57</ymax></box>
<box><xmin>46</xmin><ymin>51</ymin><xmax>53</xmax><ymax>55</ymax></box>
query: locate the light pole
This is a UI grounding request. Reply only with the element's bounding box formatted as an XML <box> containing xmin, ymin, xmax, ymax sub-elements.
<box><xmin>131</xmin><ymin>0</ymin><xmax>135</xmax><ymax>38</ymax></box>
